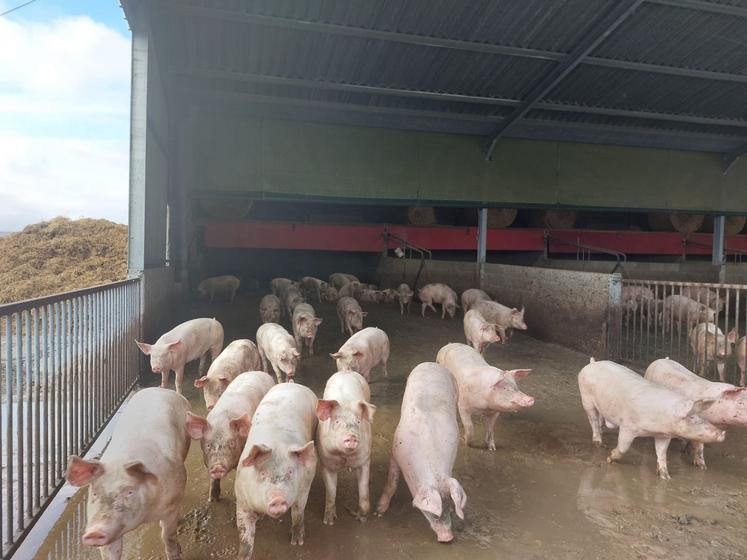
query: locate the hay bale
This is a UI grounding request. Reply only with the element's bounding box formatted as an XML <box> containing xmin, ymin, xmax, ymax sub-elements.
<box><xmin>648</xmin><ymin>212</ymin><xmax>704</xmax><ymax>233</ymax></box>
<box><xmin>702</xmin><ymin>216</ymin><xmax>746</xmax><ymax>235</ymax></box>
<box><xmin>407</xmin><ymin>206</ymin><xmax>437</xmax><ymax>226</ymax></box>
<box><xmin>200</xmin><ymin>198</ymin><xmax>254</xmax><ymax>221</ymax></box>
<box><xmin>463</xmin><ymin>208</ymin><xmax>517</xmax><ymax>228</ymax></box>
<box><xmin>529</xmin><ymin>209</ymin><xmax>577</xmax><ymax>229</ymax></box>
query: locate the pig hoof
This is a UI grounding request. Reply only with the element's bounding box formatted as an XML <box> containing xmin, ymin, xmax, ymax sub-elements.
<box><xmin>693</xmin><ymin>460</ymin><xmax>707</xmax><ymax>470</ymax></box>
<box><xmin>487</xmin><ymin>443</ymin><xmax>496</xmax><ymax>451</ymax></box>
<box><xmin>593</xmin><ymin>439</ymin><xmax>604</xmax><ymax>448</ymax></box>
<box><xmin>657</xmin><ymin>469</ymin><xmax>671</xmax><ymax>480</ymax></box>
<box><xmin>290</xmin><ymin>533</ymin><xmax>304</xmax><ymax>546</ymax></box>
<box><xmin>348</xmin><ymin>508</ymin><xmax>368</xmax><ymax>522</ymax></box>
<box><xmin>323</xmin><ymin>511</ymin><xmax>336</xmax><ymax>525</ymax></box>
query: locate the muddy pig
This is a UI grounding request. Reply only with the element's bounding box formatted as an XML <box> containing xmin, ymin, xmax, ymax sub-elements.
<box><xmin>197</xmin><ymin>275</ymin><xmax>240</xmax><ymax>304</ymax></box>
<box><xmin>284</xmin><ymin>285</ymin><xmax>305</xmax><ymax>318</ymax></box>
<box><xmin>331</xmin><ymin>327</ymin><xmax>389</xmax><ymax>381</ymax></box>
<box><xmin>463</xmin><ymin>309</ymin><xmax>502</xmax><ymax>355</ymax></box>
<box><xmin>256</xmin><ymin>323</ymin><xmax>301</xmax><ymax>383</ymax></box>
<box><xmin>472</xmin><ymin>300</ymin><xmax>527</xmax><ymax>339</ymax></box>
<box><xmin>299</xmin><ymin>276</ymin><xmax>327</xmax><ymax>302</ymax></box>
<box><xmin>316</xmin><ymin>371</ymin><xmax>376</xmax><ymax>524</ymax></box>
<box><xmin>329</xmin><ymin>273</ymin><xmax>360</xmax><ymax>289</ymax></box>
<box><xmin>322</xmin><ymin>285</ymin><xmax>340</xmax><ymax>302</ymax></box>
<box><xmin>396</xmin><ymin>283</ymin><xmax>414</xmax><ymax>315</ymax></box>
<box><xmin>292</xmin><ymin>303</ymin><xmax>323</xmax><ymax>356</ymax></box>
<box><xmin>578</xmin><ymin>358</ymin><xmax>725</xmax><ymax>479</ymax></box>
<box><xmin>187</xmin><ymin>371</ymin><xmax>274</xmax><ymax>501</ymax></box>
<box><xmin>65</xmin><ymin>388</ymin><xmax>191</xmax><ymax>560</ymax></box>
<box><xmin>689</xmin><ymin>322</ymin><xmax>737</xmax><ymax>381</ymax></box>
<box><xmin>270</xmin><ymin>277</ymin><xmax>297</xmax><ymax>300</ymax></box>
<box><xmin>460</xmin><ymin>288</ymin><xmax>491</xmax><ymax>312</ymax></box>
<box><xmin>337</xmin><ymin>296</ymin><xmax>368</xmax><ymax>336</ymax></box>
<box><xmin>437</xmin><ymin>342</ymin><xmax>533</xmax><ymax>450</ymax></box>
<box><xmin>645</xmin><ymin>358</ymin><xmax>746</xmax><ymax>469</ymax></box>
<box><xmin>419</xmin><ymin>283</ymin><xmax>459</xmax><ymax>319</ymax></box>
<box><xmin>136</xmin><ymin>317</ymin><xmax>224</xmax><ymax>394</ymax></box>
<box><xmin>195</xmin><ymin>339</ymin><xmax>262</xmax><ymax>411</ymax></box>
<box><xmin>376</xmin><ymin>362</ymin><xmax>467</xmax><ymax>542</ymax></box>
<box><xmin>259</xmin><ymin>294</ymin><xmax>283</xmax><ymax>324</ymax></box>
<box><xmin>234</xmin><ymin>383</ymin><xmax>318</xmax><ymax>559</ymax></box>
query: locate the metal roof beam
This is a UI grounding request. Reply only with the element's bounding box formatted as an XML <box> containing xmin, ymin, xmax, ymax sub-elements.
<box><xmin>179</xmin><ymin>68</ymin><xmax>747</xmax><ymax>129</ymax></box>
<box><xmin>170</xmin><ymin>4</ymin><xmax>747</xmax><ymax>85</ymax></box>
<box><xmin>648</xmin><ymin>0</ymin><xmax>747</xmax><ymax>18</ymax></box>
<box><xmin>484</xmin><ymin>0</ymin><xmax>645</xmax><ymax>160</ymax></box>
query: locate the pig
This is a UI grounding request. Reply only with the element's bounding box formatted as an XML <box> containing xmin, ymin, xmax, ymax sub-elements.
<box><xmin>577</xmin><ymin>358</ymin><xmax>726</xmax><ymax>479</ymax></box>
<box><xmin>259</xmin><ymin>294</ymin><xmax>283</xmax><ymax>324</ymax></box>
<box><xmin>292</xmin><ymin>303</ymin><xmax>323</xmax><ymax>356</ymax></box>
<box><xmin>689</xmin><ymin>323</ymin><xmax>738</xmax><ymax>381</ymax></box>
<box><xmin>437</xmin><ymin>343</ymin><xmax>533</xmax><ymax>450</ymax></box>
<box><xmin>331</xmin><ymin>327</ymin><xmax>389</xmax><ymax>381</ymax></box>
<box><xmin>382</xmin><ymin>288</ymin><xmax>398</xmax><ymax>303</ymax></box>
<box><xmin>460</xmin><ymin>288</ymin><xmax>491</xmax><ymax>312</ymax></box>
<box><xmin>256</xmin><ymin>323</ymin><xmax>301</xmax><ymax>383</ymax></box>
<box><xmin>358</xmin><ymin>289</ymin><xmax>385</xmax><ymax>303</ymax></box>
<box><xmin>65</xmin><ymin>388</ymin><xmax>191</xmax><ymax>560</ymax></box>
<box><xmin>473</xmin><ymin>300</ymin><xmax>527</xmax><ymax>340</ymax></box>
<box><xmin>337</xmin><ymin>296</ymin><xmax>368</xmax><ymax>336</ymax></box>
<box><xmin>738</xmin><ymin>336</ymin><xmax>747</xmax><ymax>387</ymax></box>
<box><xmin>284</xmin><ymin>286</ymin><xmax>305</xmax><ymax>317</ymax></box>
<box><xmin>194</xmin><ymin>339</ymin><xmax>262</xmax><ymax>411</ymax></box>
<box><xmin>197</xmin><ymin>275</ymin><xmax>240</xmax><ymax>303</ymax></box>
<box><xmin>645</xmin><ymin>358</ymin><xmax>747</xmax><ymax>469</ymax></box>
<box><xmin>463</xmin><ymin>309</ymin><xmax>502</xmax><ymax>355</ymax></box>
<box><xmin>419</xmin><ymin>283</ymin><xmax>459</xmax><ymax>319</ymax></box>
<box><xmin>135</xmin><ymin>318</ymin><xmax>224</xmax><ymax>394</ymax></box>
<box><xmin>187</xmin><ymin>371</ymin><xmax>274</xmax><ymax>501</ymax></box>
<box><xmin>316</xmin><ymin>371</ymin><xmax>376</xmax><ymax>524</ymax></box>
<box><xmin>322</xmin><ymin>285</ymin><xmax>340</xmax><ymax>302</ymax></box>
<box><xmin>376</xmin><ymin>362</ymin><xmax>467</xmax><ymax>543</ymax></box>
<box><xmin>234</xmin><ymin>383</ymin><xmax>318</xmax><ymax>560</ymax></box>
<box><xmin>661</xmin><ymin>295</ymin><xmax>715</xmax><ymax>334</ymax></box>
<box><xmin>681</xmin><ymin>285</ymin><xmax>723</xmax><ymax>311</ymax></box>
<box><xmin>329</xmin><ymin>273</ymin><xmax>360</xmax><ymax>289</ymax></box>
<box><xmin>270</xmin><ymin>277</ymin><xmax>297</xmax><ymax>300</ymax></box>
<box><xmin>358</xmin><ymin>283</ymin><xmax>379</xmax><ymax>291</ymax></box>
<box><xmin>621</xmin><ymin>285</ymin><xmax>656</xmax><ymax>324</ymax></box>
<box><xmin>299</xmin><ymin>276</ymin><xmax>327</xmax><ymax>302</ymax></box>
<box><xmin>338</xmin><ymin>281</ymin><xmax>361</xmax><ymax>299</ymax></box>
<box><xmin>396</xmin><ymin>283</ymin><xmax>414</xmax><ymax>315</ymax></box>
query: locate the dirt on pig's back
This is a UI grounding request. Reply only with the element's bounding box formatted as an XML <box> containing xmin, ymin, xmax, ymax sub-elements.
<box><xmin>35</xmin><ymin>294</ymin><xmax>747</xmax><ymax>559</ymax></box>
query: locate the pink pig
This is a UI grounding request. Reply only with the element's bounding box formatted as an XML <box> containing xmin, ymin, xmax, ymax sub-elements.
<box><xmin>194</xmin><ymin>339</ymin><xmax>262</xmax><ymax>411</ymax></box>
<box><xmin>331</xmin><ymin>327</ymin><xmax>389</xmax><ymax>381</ymax></box>
<box><xmin>418</xmin><ymin>283</ymin><xmax>459</xmax><ymax>319</ymax></box>
<box><xmin>463</xmin><ymin>309</ymin><xmax>502</xmax><ymax>354</ymax></box>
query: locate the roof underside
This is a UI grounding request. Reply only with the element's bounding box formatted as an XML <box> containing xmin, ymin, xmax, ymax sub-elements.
<box><xmin>125</xmin><ymin>0</ymin><xmax>747</xmax><ymax>163</ymax></box>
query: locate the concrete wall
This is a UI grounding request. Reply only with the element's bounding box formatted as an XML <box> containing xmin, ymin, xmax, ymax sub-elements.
<box><xmin>376</xmin><ymin>256</ymin><xmax>479</xmax><ymax>294</ymax></box>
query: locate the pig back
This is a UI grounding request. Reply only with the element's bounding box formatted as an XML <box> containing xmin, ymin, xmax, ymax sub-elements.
<box><xmin>208</xmin><ymin>339</ymin><xmax>261</xmax><ymax>378</ymax></box>
<box><xmin>324</xmin><ymin>371</ymin><xmax>371</xmax><ymax>402</ymax></box>
<box><xmin>211</xmin><ymin>371</ymin><xmax>275</xmax><ymax>418</ymax></box>
<box><xmin>472</xmin><ymin>300</ymin><xmax>511</xmax><ymax>325</ymax></box>
<box><xmin>437</xmin><ymin>342</ymin><xmax>489</xmax><ymax>375</ymax></box>
<box><xmin>246</xmin><ymin>383</ymin><xmax>318</xmax><ymax>450</ymax></box>
<box><xmin>162</xmin><ymin>318</ymin><xmax>224</xmax><ymax>361</ymax></box>
<box><xmin>645</xmin><ymin>359</ymin><xmax>733</xmax><ymax>402</ymax></box>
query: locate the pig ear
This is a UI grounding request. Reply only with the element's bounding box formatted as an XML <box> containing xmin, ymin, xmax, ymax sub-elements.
<box><xmin>134</xmin><ymin>340</ymin><xmax>151</xmax><ymax>355</ymax></box>
<box><xmin>412</xmin><ymin>486</ymin><xmax>442</xmax><ymax>517</ymax></box>
<box><xmin>289</xmin><ymin>440</ymin><xmax>316</xmax><ymax>466</ymax></box>
<box><xmin>124</xmin><ymin>461</ymin><xmax>158</xmax><ymax>483</ymax></box>
<box><xmin>186</xmin><ymin>412</ymin><xmax>208</xmax><ymax>439</ymax></box>
<box><xmin>511</xmin><ymin>308</ymin><xmax>520</xmax><ymax>315</ymax></box>
<box><xmin>507</xmin><ymin>369</ymin><xmax>531</xmax><ymax>379</ymax></box>
<box><xmin>194</xmin><ymin>376</ymin><xmax>208</xmax><ymax>388</ymax></box>
<box><xmin>314</xmin><ymin>318</ymin><xmax>323</xmax><ymax>326</ymax></box>
<box><xmin>316</xmin><ymin>399</ymin><xmax>339</xmax><ymax>421</ymax></box>
<box><xmin>721</xmin><ymin>387</ymin><xmax>747</xmax><ymax>399</ymax></box>
<box><xmin>488</xmin><ymin>369</ymin><xmax>507</xmax><ymax>386</ymax></box>
<box><xmin>167</xmin><ymin>340</ymin><xmax>182</xmax><ymax>351</ymax></box>
<box><xmin>65</xmin><ymin>455</ymin><xmax>104</xmax><ymax>487</ymax></box>
<box><xmin>242</xmin><ymin>444</ymin><xmax>272</xmax><ymax>468</ymax></box>
<box><xmin>329</xmin><ymin>352</ymin><xmax>342</xmax><ymax>359</ymax></box>
<box><xmin>358</xmin><ymin>400</ymin><xmax>376</xmax><ymax>422</ymax></box>
<box><xmin>353</xmin><ymin>350</ymin><xmax>364</xmax><ymax>357</ymax></box>
<box><xmin>229</xmin><ymin>413</ymin><xmax>251</xmax><ymax>437</ymax></box>
<box><xmin>448</xmin><ymin>478</ymin><xmax>467</xmax><ymax>520</ymax></box>
<box><xmin>689</xmin><ymin>398</ymin><xmax>717</xmax><ymax>416</ymax></box>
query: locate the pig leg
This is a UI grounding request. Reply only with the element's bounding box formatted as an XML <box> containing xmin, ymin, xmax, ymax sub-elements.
<box><xmin>159</xmin><ymin>508</ymin><xmax>182</xmax><ymax>560</ymax></box>
<box><xmin>271</xmin><ymin>362</ymin><xmax>284</xmax><ymax>384</ymax></box>
<box><xmin>338</xmin><ymin>311</ymin><xmax>345</xmax><ymax>334</ymax></box>
<box><xmin>441</xmin><ymin>304</ymin><xmax>446</xmax><ymax>319</ymax></box>
<box><xmin>209</xmin><ymin>478</ymin><xmax>221</xmax><ymax>502</ymax></box>
<box><xmin>399</xmin><ymin>301</ymin><xmax>404</xmax><ymax>315</ymax></box>
<box><xmin>174</xmin><ymin>367</ymin><xmax>185</xmax><ymax>395</ymax></box>
<box><xmin>347</xmin><ymin>323</ymin><xmax>355</xmax><ymax>338</ymax></box>
<box><xmin>210</xmin><ymin>343</ymin><xmax>222</xmax><ymax>361</ymax></box>
<box><xmin>322</xmin><ymin>466</ymin><xmax>338</xmax><ymax>525</ymax></box>
<box><xmin>580</xmin><ymin>395</ymin><xmax>603</xmax><ymax>446</ymax></box>
<box><xmin>484</xmin><ymin>412</ymin><xmax>500</xmax><ymax>451</ymax></box>
<box><xmin>458</xmin><ymin>406</ymin><xmax>475</xmax><ymax>446</ymax></box>
<box><xmin>160</xmin><ymin>369</ymin><xmax>170</xmax><ymax>390</ymax></box>
<box><xmin>258</xmin><ymin>345</ymin><xmax>269</xmax><ymax>374</ymax></box>
<box><xmin>353</xmin><ymin>462</ymin><xmax>371</xmax><ymax>521</ymax></box>
<box><xmin>308</xmin><ymin>336</ymin><xmax>315</xmax><ymax>356</ymax></box>
<box><xmin>607</xmin><ymin>429</ymin><xmax>635</xmax><ymax>464</ymax></box>
<box><xmin>686</xmin><ymin>441</ymin><xmax>707</xmax><ymax>469</ymax></box>
<box><xmin>375</xmin><ymin>457</ymin><xmax>401</xmax><ymax>515</ymax></box>
<box><xmin>98</xmin><ymin>538</ymin><xmax>123</xmax><ymax>560</ymax></box>
<box><xmin>290</xmin><ymin>486</ymin><xmax>311</xmax><ymax>546</ymax></box>
<box><xmin>236</xmin><ymin>507</ymin><xmax>258</xmax><ymax>560</ymax></box>
<box><xmin>716</xmin><ymin>361</ymin><xmax>726</xmax><ymax>382</ymax></box>
<box><xmin>294</xmin><ymin>335</ymin><xmax>303</xmax><ymax>357</ymax></box>
<box><xmin>421</xmin><ymin>301</ymin><xmax>427</xmax><ymax>317</ymax></box>
<box><xmin>740</xmin><ymin>364</ymin><xmax>746</xmax><ymax>387</ymax></box>
<box><xmin>654</xmin><ymin>437</ymin><xmax>672</xmax><ymax>480</ymax></box>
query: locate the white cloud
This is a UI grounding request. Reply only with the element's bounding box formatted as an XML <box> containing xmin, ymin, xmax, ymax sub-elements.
<box><xmin>0</xmin><ymin>14</ymin><xmax>131</xmax><ymax>230</ymax></box>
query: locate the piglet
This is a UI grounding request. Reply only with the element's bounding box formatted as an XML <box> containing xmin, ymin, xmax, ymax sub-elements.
<box><xmin>473</xmin><ymin>300</ymin><xmax>527</xmax><ymax>339</ymax></box>
<box><xmin>645</xmin><ymin>358</ymin><xmax>747</xmax><ymax>469</ymax></box>
<box><xmin>437</xmin><ymin>343</ymin><xmax>533</xmax><ymax>450</ymax></box>
<box><xmin>578</xmin><ymin>358</ymin><xmax>725</xmax><ymax>479</ymax></box>
<box><xmin>187</xmin><ymin>371</ymin><xmax>275</xmax><ymax>502</ymax></box>
<box><xmin>376</xmin><ymin>362</ymin><xmax>467</xmax><ymax>543</ymax></box>
<box><xmin>460</xmin><ymin>288</ymin><xmax>491</xmax><ymax>312</ymax></box>
<box><xmin>396</xmin><ymin>283</ymin><xmax>414</xmax><ymax>315</ymax></box>
<box><xmin>259</xmin><ymin>294</ymin><xmax>283</xmax><ymax>324</ymax></box>
<box><xmin>331</xmin><ymin>327</ymin><xmax>389</xmax><ymax>381</ymax></box>
<box><xmin>336</xmin><ymin>296</ymin><xmax>368</xmax><ymax>337</ymax></box>
<box><xmin>198</xmin><ymin>275</ymin><xmax>240</xmax><ymax>303</ymax></box>
<box><xmin>256</xmin><ymin>323</ymin><xmax>300</xmax><ymax>383</ymax></box>
<box><xmin>235</xmin><ymin>383</ymin><xmax>318</xmax><ymax>560</ymax></box>
<box><xmin>418</xmin><ymin>283</ymin><xmax>459</xmax><ymax>319</ymax></box>
<box><xmin>292</xmin><ymin>303</ymin><xmax>323</xmax><ymax>356</ymax></box>
<box><xmin>463</xmin><ymin>310</ymin><xmax>502</xmax><ymax>355</ymax></box>
<box><xmin>689</xmin><ymin>322</ymin><xmax>737</xmax><ymax>381</ymax></box>
<box><xmin>316</xmin><ymin>371</ymin><xmax>376</xmax><ymax>524</ymax></box>
<box><xmin>65</xmin><ymin>388</ymin><xmax>191</xmax><ymax>560</ymax></box>
<box><xmin>195</xmin><ymin>339</ymin><xmax>262</xmax><ymax>411</ymax></box>
<box><xmin>136</xmin><ymin>318</ymin><xmax>224</xmax><ymax>394</ymax></box>
<box><xmin>329</xmin><ymin>273</ymin><xmax>360</xmax><ymax>289</ymax></box>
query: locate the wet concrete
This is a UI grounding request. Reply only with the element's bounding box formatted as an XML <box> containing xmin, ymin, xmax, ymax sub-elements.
<box><xmin>34</xmin><ymin>293</ymin><xmax>747</xmax><ymax>559</ymax></box>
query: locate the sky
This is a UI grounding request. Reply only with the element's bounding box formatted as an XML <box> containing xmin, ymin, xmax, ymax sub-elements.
<box><xmin>0</xmin><ymin>0</ymin><xmax>131</xmax><ymax>231</ymax></box>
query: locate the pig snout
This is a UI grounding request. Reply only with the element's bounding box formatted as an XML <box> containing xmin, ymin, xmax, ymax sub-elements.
<box><xmin>267</xmin><ymin>497</ymin><xmax>289</xmax><ymax>518</ymax></box>
<box><xmin>436</xmin><ymin>528</ymin><xmax>454</xmax><ymax>543</ymax></box>
<box><xmin>209</xmin><ymin>464</ymin><xmax>227</xmax><ymax>479</ymax></box>
<box><xmin>342</xmin><ymin>435</ymin><xmax>359</xmax><ymax>450</ymax></box>
<box><xmin>514</xmin><ymin>394</ymin><xmax>535</xmax><ymax>407</ymax></box>
<box><xmin>82</xmin><ymin>525</ymin><xmax>116</xmax><ymax>547</ymax></box>
<box><xmin>151</xmin><ymin>366</ymin><xmax>162</xmax><ymax>373</ymax></box>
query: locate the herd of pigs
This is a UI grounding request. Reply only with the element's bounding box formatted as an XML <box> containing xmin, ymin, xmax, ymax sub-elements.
<box><xmin>61</xmin><ymin>273</ymin><xmax>747</xmax><ymax>560</ymax></box>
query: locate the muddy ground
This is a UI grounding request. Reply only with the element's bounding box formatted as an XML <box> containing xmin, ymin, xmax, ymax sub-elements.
<box><xmin>35</xmin><ymin>293</ymin><xmax>747</xmax><ymax>560</ymax></box>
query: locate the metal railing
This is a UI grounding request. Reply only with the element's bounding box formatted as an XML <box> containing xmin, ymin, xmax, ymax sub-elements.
<box><xmin>383</xmin><ymin>229</ymin><xmax>432</xmax><ymax>290</ymax></box>
<box><xmin>544</xmin><ymin>232</ymin><xmax>627</xmax><ymax>273</ymax></box>
<box><xmin>0</xmin><ymin>278</ymin><xmax>141</xmax><ymax>558</ymax></box>
<box><xmin>612</xmin><ymin>278</ymin><xmax>747</xmax><ymax>385</ymax></box>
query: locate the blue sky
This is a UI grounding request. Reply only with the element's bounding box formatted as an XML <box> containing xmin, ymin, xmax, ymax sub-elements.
<box><xmin>0</xmin><ymin>0</ymin><xmax>132</xmax><ymax>230</ymax></box>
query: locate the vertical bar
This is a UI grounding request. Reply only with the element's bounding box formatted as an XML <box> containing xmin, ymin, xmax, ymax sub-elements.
<box><xmin>43</xmin><ymin>306</ymin><xmax>50</xmax><ymax>499</ymax></box>
<box><xmin>0</xmin><ymin>314</ymin><xmax>4</xmax><ymax>553</ymax></box>
<box><xmin>62</xmin><ymin>301</ymin><xmax>69</xmax><ymax>482</ymax></box>
<box><xmin>713</xmin><ymin>215</ymin><xmax>726</xmax><ymax>266</ymax></box>
<box><xmin>4</xmin><ymin>315</ymin><xmax>13</xmax><ymax>548</ymax></box>
<box><xmin>73</xmin><ymin>298</ymin><xmax>80</xmax><ymax>454</ymax></box>
<box><xmin>16</xmin><ymin>312</ymin><xmax>25</xmax><ymax>532</ymax></box>
<box><xmin>477</xmin><ymin>208</ymin><xmax>487</xmax><ymax>266</ymax></box>
<box><xmin>33</xmin><ymin>307</ymin><xmax>41</xmax><ymax>512</ymax></box>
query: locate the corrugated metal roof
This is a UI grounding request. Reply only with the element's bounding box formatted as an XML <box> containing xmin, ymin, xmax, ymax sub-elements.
<box><xmin>130</xmin><ymin>0</ymin><xmax>747</xmax><ymax>156</ymax></box>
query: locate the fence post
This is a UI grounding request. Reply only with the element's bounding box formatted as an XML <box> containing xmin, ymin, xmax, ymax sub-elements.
<box><xmin>606</xmin><ymin>273</ymin><xmax>623</xmax><ymax>360</ymax></box>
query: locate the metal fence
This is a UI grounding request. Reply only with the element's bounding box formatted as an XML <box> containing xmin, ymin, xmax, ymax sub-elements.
<box><xmin>0</xmin><ymin>279</ymin><xmax>141</xmax><ymax>558</ymax></box>
<box><xmin>613</xmin><ymin>278</ymin><xmax>747</xmax><ymax>385</ymax></box>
